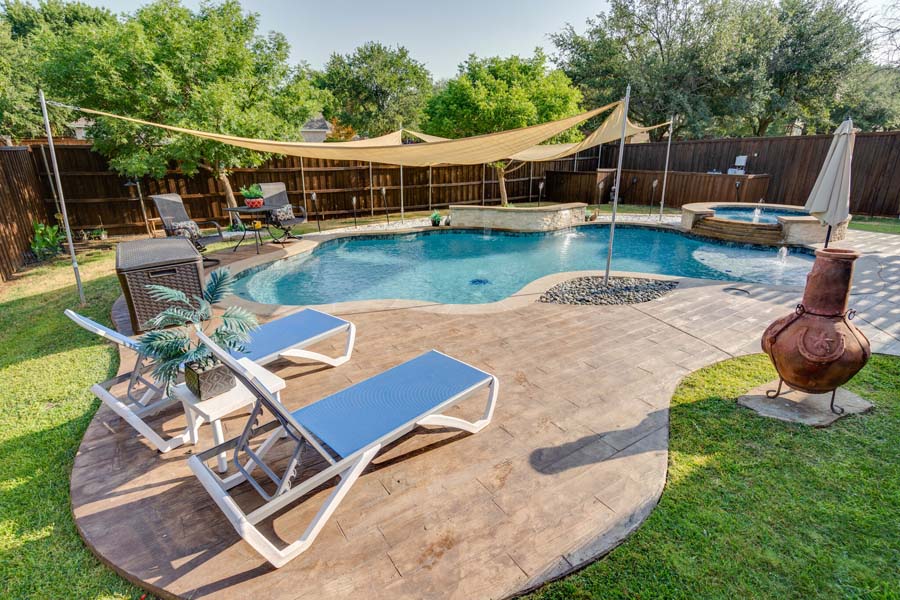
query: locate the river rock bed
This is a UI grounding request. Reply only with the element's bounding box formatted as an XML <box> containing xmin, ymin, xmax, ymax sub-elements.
<box><xmin>539</xmin><ymin>276</ymin><xmax>679</xmax><ymax>306</ymax></box>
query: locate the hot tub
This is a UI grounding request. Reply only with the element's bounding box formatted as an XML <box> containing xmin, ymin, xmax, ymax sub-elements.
<box><xmin>681</xmin><ymin>202</ymin><xmax>850</xmax><ymax>246</ymax></box>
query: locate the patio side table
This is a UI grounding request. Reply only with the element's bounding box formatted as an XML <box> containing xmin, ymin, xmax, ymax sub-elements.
<box><xmin>171</xmin><ymin>358</ymin><xmax>286</xmax><ymax>473</ymax></box>
<box><xmin>224</xmin><ymin>206</ymin><xmax>274</xmax><ymax>253</ymax></box>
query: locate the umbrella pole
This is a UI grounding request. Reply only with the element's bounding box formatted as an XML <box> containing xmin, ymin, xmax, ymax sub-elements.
<box><xmin>604</xmin><ymin>85</ymin><xmax>631</xmax><ymax>286</ymax></box>
<box><xmin>825</xmin><ymin>225</ymin><xmax>833</xmax><ymax>248</ymax></box>
<box><xmin>39</xmin><ymin>89</ymin><xmax>85</xmax><ymax>305</ymax></box>
<box><xmin>659</xmin><ymin>117</ymin><xmax>673</xmax><ymax>222</ymax></box>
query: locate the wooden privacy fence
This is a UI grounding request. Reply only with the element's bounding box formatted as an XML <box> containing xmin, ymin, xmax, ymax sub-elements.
<box><xmin>599</xmin><ymin>131</ymin><xmax>900</xmax><ymax>216</ymax></box>
<box><xmin>28</xmin><ymin>144</ymin><xmax>601</xmax><ymax>234</ymax></box>
<box><xmin>0</xmin><ymin>147</ymin><xmax>48</xmax><ymax>280</ymax></box>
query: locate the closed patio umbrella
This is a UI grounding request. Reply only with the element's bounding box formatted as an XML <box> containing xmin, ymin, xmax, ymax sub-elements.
<box><xmin>804</xmin><ymin>119</ymin><xmax>856</xmax><ymax>247</ymax></box>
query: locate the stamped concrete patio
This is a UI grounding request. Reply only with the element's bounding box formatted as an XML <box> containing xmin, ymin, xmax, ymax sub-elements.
<box><xmin>70</xmin><ymin>227</ymin><xmax>900</xmax><ymax>599</ymax></box>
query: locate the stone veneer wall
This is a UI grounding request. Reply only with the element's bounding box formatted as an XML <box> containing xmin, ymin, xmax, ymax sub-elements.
<box><xmin>450</xmin><ymin>203</ymin><xmax>587</xmax><ymax>232</ymax></box>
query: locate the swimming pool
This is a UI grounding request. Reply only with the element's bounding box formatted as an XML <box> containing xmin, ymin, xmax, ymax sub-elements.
<box><xmin>234</xmin><ymin>226</ymin><xmax>813</xmax><ymax>306</ymax></box>
<box><xmin>714</xmin><ymin>206</ymin><xmax>806</xmax><ymax>224</ymax></box>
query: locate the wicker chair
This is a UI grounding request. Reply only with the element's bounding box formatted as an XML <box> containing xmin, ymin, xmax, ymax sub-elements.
<box><xmin>260</xmin><ymin>182</ymin><xmax>306</xmax><ymax>244</ymax></box>
<box><xmin>150</xmin><ymin>193</ymin><xmax>225</xmax><ymax>265</ymax></box>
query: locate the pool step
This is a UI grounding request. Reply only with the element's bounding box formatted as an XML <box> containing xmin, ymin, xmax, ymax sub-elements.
<box><xmin>691</xmin><ymin>217</ymin><xmax>784</xmax><ymax>245</ymax></box>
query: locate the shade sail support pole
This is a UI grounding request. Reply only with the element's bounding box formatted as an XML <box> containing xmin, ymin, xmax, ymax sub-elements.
<box><xmin>368</xmin><ymin>162</ymin><xmax>374</xmax><ymax>217</ymax></box>
<box><xmin>604</xmin><ymin>84</ymin><xmax>631</xmax><ymax>286</ymax></box>
<box><xmin>39</xmin><ymin>89</ymin><xmax>85</xmax><ymax>305</ymax></box>
<box><xmin>528</xmin><ymin>162</ymin><xmax>534</xmax><ymax>202</ymax></box>
<box><xmin>481</xmin><ymin>163</ymin><xmax>486</xmax><ymax>206</ymax></box>
<box><xmin>428</xmin><ymin>166</ymin><xmax>432</xmax><ymax>210</ymax></box>
<box><xmin>300</xmin><ymin>157</ymin><xmax>308</xmax><ymax>218</ymax></box>
<box><xmin>659</xmin><ymin>117</ymin><xmax>674</xmax><ymax>222</ymax></box>
<box><xmin>400</xmin><ymin>165</ymin><xmax>404</xmax><ymax>222</ymax></box>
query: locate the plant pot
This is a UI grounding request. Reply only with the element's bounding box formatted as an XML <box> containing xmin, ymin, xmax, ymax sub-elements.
<box><xmin>244</xmin><ymin>198</ymin><xmax>264</xmax><ymax>208</ymax></box>
<box><xmin>431</xmin><ymin>220</ymin><xmax>441</xmax><ymax>227</ymax></box>
<box><xmin>184</xmin><ymin>361</ymin><xmax>236</xmax><ymax>400</ymax></box>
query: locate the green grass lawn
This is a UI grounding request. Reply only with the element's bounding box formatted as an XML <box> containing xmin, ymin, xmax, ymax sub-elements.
<box><xmin>528</xmin><ymin>353</ymin><xmax>900</xmax><ymax>599</ymax></box>
<box><xmin>848</xmin><ymin>215</ymin><xmax>900</xmax><ymax>235</ymax></box>
<box><xmin>1</xmin><ymin>244</ymin><xmax>898</xmax><ymax>599</ymax></box>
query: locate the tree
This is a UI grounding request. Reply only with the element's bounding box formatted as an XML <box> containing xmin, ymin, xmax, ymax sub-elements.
<box><xmin>551</xmin><ymin>0</ymin><xmax>741</xmax><ymax>139</ymax></box>
<box><xmin>38</xmin><ymin>0</ymin><xmax>325</xmax><ymax>221</ymax></box>
<box><xmin>829</xmin><ymin>62</ymin><xmax>900</xmax><ymax>131</ymax></box>
<box><xmin>552</xmin><ymin>0</ymin><xmax>870</xmax><ymax>138</ymax></box>
<box><xmin>316</xmin><ymin>42</ymin><xmax>432</xmax><ymax>137</ymax></box>
<box><xmin>748</xmin><ymin>0</ymin><xmax>869</xmax><ymax>135</ymax></box>
<box><xmin>423</xmin><ymin>50</ymin><xmax>584</xmax><ymax>206</ymax></box>
<box><xmin>423</xmin><ymin>50</ymin><xmax>583</xmax><ymax>139</ymax></box>
<box><xmin>0</xmin><ymin>0</ymin><xmax>114</xmax><ymax>140</ymax></box>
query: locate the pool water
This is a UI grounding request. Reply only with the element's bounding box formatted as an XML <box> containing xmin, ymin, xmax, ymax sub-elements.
<box><xmin>714</xmin><ymin>206</ymin><xmax>806</xmax><ymax>224</ymax></box>
<box><xmin>234</xmin><ymin>226</ymin><xmax>813</xmax><ymax>306</ymax></box>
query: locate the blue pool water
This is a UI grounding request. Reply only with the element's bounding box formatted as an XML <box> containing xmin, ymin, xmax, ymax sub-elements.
<box><xmin>234</xmin><ymin>226</ymin><xmax>814</xmax><ymax>306</ymax></box>
<box><xmin>714</xmin><ymin>206</ymin><xmax>806</xmax><ymax>224</ymax></box>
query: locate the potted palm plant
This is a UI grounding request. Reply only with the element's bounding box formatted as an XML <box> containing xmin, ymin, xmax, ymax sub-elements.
<box><xmin>137</xmin><ymin>269</ymin><xmax>259</xmax><ymax>400</ymax></box>
<box><xmin>239</xmin><ymin>183</ymin><xmax>265</xmax><ymax>208</ymax></box>
<box><xmin>430</xmin><ymin>210</ymin><xmax>442</xmax><ymax>227</ymax></box>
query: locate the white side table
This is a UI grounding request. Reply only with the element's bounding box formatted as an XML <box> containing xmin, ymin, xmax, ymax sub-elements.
<box><xmin>172</xmin><ymin>358</ymin><xmax>286</xmax><ymax>473</ymax></box>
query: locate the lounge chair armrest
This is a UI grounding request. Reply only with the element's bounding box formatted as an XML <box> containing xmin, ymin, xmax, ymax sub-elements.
<box><xmin>197</xmin><ymin>220</ymin><xmax>224</xmax><ymax>236</ymax></box>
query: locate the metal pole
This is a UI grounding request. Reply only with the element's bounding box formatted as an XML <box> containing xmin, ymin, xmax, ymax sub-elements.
<box><xmin>381</xmin><ymin>187</ymin><xmax>390</xmax><ymax>224</ymax></box>
<box><xmin>428</xmin><ymin>165</ymin><xmax>432</xmax><ymax>210</ymax></box>
<box><xmin>38</xmin><ymin>144</ymin><xmax>60</xmax><ymax>217</ymax></box>
<box><xmin>39</xmin><ymin>90</ymin><xmax>85</xmax><ymax>305</ymax></box>
<box><xmin>368</xmin><ymin>161</ymin><xmax>374</xmax><ymax>217</ymax></box>
<box><xmin>135</xmin><ymin>180</ymin><xmax>151</xmax><ymax>237</ymax></box>
<box><xmin>528</xmin><ymin>162</ymin><xmax>534</xmax><ymax>202</ymax></box>
<box><xmin>300</xmin><ymin>157</ymin><xmax>308</xmax><ymax>220</ymax></box>
<box><xmin>481</xmin><ymin>163</ymin><xmax>486</xmax><ymax>205</ymax></box>
<box><xmin>604</xmin><ymin>85</ymin><xmax>631</xmax><ymax>286</ymax></box>
<box><xmin>573</xmin><ymin>151</ymin><xmax>579</xmax><ymax>172</ymax></box>
<box><xmin>658</xmin><ymin>117</ymin><xmax>674</xmax><ymax>222</ymax></box>
<box><xmin>351</xmin><ymin>196</ymin><xmax>357</xmax><ymax>228</ymax></box>
<box><xmin>400</xmin><ymin>164</ymin><xmax>404</xmax><ymax>222</ymax></box>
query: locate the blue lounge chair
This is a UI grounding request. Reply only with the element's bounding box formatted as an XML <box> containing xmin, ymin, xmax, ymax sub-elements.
<box><xmin>189</xmin><ymin>330</ymin><xmax>499</xmax><ymax>568</ymax></box>
<box><xmin>65</xmin><ymin>308</ymin><xmax>356</xmax><ymax>453</ymax></box>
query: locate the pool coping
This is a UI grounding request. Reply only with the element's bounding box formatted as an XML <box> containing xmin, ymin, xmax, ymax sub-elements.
<box><xmin>219</xmin><ymin>221</ymin><xmax>818</xmax><ymax>317</ymax></box>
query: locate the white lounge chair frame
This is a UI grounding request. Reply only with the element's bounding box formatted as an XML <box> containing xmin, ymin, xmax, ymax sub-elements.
<box><xmin>65</xmin><ymin>308</ymin><xmax>356</xmax><ymax>453</ymax></box>
<box><xmin>189</xmin><ymin>331</ymin><xmax>499</xmax><ymax>568</ymax></box>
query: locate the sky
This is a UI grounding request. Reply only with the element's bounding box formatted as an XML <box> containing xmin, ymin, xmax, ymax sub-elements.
<box><xmin>82</xmin><ymin>0</ymin><xmax>898</xmax><ymax>79</ymax></box>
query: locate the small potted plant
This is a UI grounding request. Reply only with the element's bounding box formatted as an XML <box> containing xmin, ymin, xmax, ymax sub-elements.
<box><xmin>239</xmin><ymin>183</ymin><xmax>265</xmax><ymax>208</ymax></box>
<box><xmin>430</xmin><ymin>210</ymin><xmax>442</xmax><ymax>227</ymax></box>
<box><xmin>137</xmin><ymin>269</ymin><xmax>259</xmax><ymax>400</ymax></box>
<box><xmin>585</xmin><ymin>208</ymin><xmax>597</xmax><ymax>222</ymax></box>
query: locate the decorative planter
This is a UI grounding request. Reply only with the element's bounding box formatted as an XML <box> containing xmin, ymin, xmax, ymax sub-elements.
<box><xmin>431</xmin><ymin>220</ymin><xmax>441</xmax><ymax>227</ymax></box>
<box><xmin>761</xmin><ymin>248</ymin><xmax>870</xmax><ymax>397</ymax></box>
<box><xmin>244</xmin><ymin>198</ymin><xmax>264</xmax><ymax>208</ymax></box>
<box><xmin>184</xmin><ymin>361</ymin><xmax>236</xmax><ymax>400</ymax></box>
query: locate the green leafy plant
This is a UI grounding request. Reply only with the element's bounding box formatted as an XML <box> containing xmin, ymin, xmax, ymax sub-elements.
<box><xmin>430</xmin><ymin>210</ymin><xmax>442</xmax><ymax>225</ymax></box>
<box><xmin>30</xmin><ymin>221</ymin><xmax>63</xmax><ymax>260</ymax></box>
<box><xmin>136</xmin><ymin>269</ymin><xmax>259</xmax><ymax>390</ymax></box>
<box><xmin>239</xmin><ymin>183</ymin><xmax>264</xmax><ymax>199</ymax></box>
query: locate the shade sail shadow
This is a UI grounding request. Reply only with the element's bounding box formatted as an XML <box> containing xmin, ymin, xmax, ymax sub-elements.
<box><xmin>529</xmin><ymin>409</ymin><xmax>668</xmax><ymax>475</ymax></box>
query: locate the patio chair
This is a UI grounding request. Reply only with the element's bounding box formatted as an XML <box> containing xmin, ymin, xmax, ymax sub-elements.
<box><xmin>260</xmin><ymin>182</ymin><xmax>306</xmax><ymax>244</ymax></box>
<box><xmin>188</xmin><ymin>330</ymin><xmax>498</xmax><ymax>568</ymax></box>
<box><xmin>150</xmin><ymin>193</ymin><xmax>226</xmax><ymax>265</ymax></box>
<box><xmin>65</xmin><ymin>308</ymin><xmax>356</xmax><ymax>453</ymax></box>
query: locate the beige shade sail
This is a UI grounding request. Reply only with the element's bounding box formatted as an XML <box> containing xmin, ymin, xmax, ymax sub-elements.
<box><xmin>508</xmin><ymin>103</ymin><xmax>670</xmax><ymax>162</ymax></box>
<box><xmin>403</xmin><ymin>129</ymin><xmax>450</xmax><ymax>143</ymax></box>
<box><xmin>54</xmin><ymin>101</ymin><xmax>619</xmax><ymax>167</ymax></box>
<box><xmin>804</xmin><ymin>119</ymin><xmax>856</xmax><ymax>227</ymax></box>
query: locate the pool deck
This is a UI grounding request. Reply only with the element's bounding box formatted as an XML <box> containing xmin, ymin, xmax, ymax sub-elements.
<box><xmin>71</xmin><ymin>226</ymin><xmax>900</xmax><ymax>599</ymax></box>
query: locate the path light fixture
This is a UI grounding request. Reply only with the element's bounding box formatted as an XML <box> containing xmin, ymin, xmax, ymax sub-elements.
<box><xmin>312</xmin><ymin>192</ymin><xmax>320</xmax><ymax>232</ymax></box>
<box><xmin>381</xmin><ymin>187</ymin><xmax>390</xmax><ymax>224</ymax></box>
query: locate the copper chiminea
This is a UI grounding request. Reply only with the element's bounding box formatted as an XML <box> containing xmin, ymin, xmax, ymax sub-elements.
<box><xmin>761</xmin><ymin>247</ymin><xmax>870</xmax><ymax>413</ymax></box>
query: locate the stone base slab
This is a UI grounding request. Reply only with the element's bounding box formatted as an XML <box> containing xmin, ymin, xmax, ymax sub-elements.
<box><xmin>738</xmin><ymin>380</ymin><xmax>872</xmax><ymax>427</ymax></box>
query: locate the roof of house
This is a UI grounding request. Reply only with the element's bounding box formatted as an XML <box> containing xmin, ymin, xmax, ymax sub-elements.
<box><xmin>302</xmin><ymin>115</ymin><xmax>332</xmax><ymax>132</ymax></box>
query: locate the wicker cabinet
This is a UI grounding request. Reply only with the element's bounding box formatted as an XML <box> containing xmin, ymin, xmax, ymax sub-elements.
<box><xmin>116</xmin><ymin>239</ymin><xmax>204</xmax><ymax>333</ymax></box>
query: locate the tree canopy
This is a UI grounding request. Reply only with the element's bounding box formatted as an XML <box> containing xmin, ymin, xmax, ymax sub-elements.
<box><xmin>37</xmin><ymin>0</ymin><xmax>326</xmax><ymax>213</ymax></box>
<box><xmin>422</xmin><ymin>50</ymin><xmax>583</xmax><ymax>141</ymax></box>
<box><xmin>552</xmin><ymin>0</ymin><xmax>876</xmax><ymax>138</ymax></box>
<box><xmin>316</xmin><ymin>42</ymin><xmax>432</xmax><ymax>137</ymax></box>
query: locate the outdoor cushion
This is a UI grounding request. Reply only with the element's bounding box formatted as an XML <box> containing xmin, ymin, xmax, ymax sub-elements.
<box><xmin>272</xmin><ymin>204</ymin><xmax>295</xmax><ymax>223</ymax></box>
<box><xmin>291</xmin><ymin>350</ymin><xmax>492</xmax><ymax>458</ymax></box>
<box><xmin>171</xmin><ymin>219</ymin><xmax>201</xmax><ymax>239</ymax></box>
